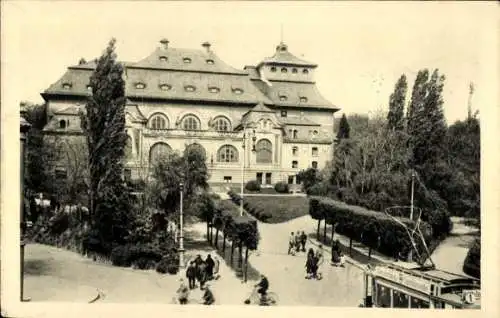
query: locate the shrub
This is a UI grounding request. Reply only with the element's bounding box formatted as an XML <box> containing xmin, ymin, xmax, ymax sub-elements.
<box><xmin>156</xmin><ymin>254</ymin><xmax>180</xmax><ymax>275</ymax></box>
<box><xmin>49</xmin><ymin>212</ymin><xmax>70</xmax><ymax>235</ymax></box>
<box><xmin>314</xmin><ymin>197</ymin><xmax>434</xmax><ymax>259</ymax></box>
<box><xmin>274</xmin><ymin>182</ymin><xmax>289</xmax><ymax>193</ymax></box>
<box><xmin>245</xmin><ymin>180</ymin><xmax>261</xmax><ymax>192</ymax></box>
<box><xmin>463</xmin><ymin>238</ymin><xmax>480</xmax><ymax>279</ymax></box>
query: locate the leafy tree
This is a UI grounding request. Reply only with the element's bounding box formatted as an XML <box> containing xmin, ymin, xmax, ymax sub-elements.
<box><xmin>407</xmin><ymin>69</ymin><xmax>429</xmax><ymax>146</ymax></box>
<box><xmin>81</xmin><ymin>38</ymin><xmax>131</xmax><ymax>248</ymax></box>
<box><xmin>387</xmin><ymin>74</ymin><xmax>407</xmax><ymax>131</ymax></box>
<box><xmin>336</xmin><ymin>113</ymin><xmax>350</xmax><ymax>140</ymax></box>
<box><xmin>297</xmin><ymin>168</ymin><xmax>320</xmax><ymax>193</ymax></box>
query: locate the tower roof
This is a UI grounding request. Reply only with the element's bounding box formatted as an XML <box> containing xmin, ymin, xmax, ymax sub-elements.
<box><xmin>258</xmin><ymin>42</ymin><xmax>317</xmax><ymax>68</ymax></box>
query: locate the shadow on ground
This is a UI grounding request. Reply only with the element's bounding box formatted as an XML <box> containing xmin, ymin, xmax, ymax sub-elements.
<box><xmin>24</xmin><ymin>259</ymin><xmax>54</xmax><ymax>276</ymax></box>
<box><xmin>309</xmin><ymin>233</ymin><xmax>385</xmax><ymax>266</ymax></box>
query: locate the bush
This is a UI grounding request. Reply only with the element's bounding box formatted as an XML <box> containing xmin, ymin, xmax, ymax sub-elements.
<box><xmin>307</xmin><ymin>182</ymin><xmax>334</xmax><ymax>196</ymax></box>
<box><xmin>110</xmin><ymin>244</ymin><xmax>163</xmax><ymax>268</ymax></box>
<box><xmin>156</xmin><ymin>254</ymin><xmax>180</xmax><ymax>275</ymax></box>
<box><xmin>49</xmin><ymin>212</ymin><xmax>70</xmax><ymax>235</ymax></box>
<box><xmin>245</xmin><ymin>180</ymin><xmax>261</xmax><ymax>192</ymax></box>
<box><xmin>274</xmin><ymin>182</ymin><xmax>289</xmax><ymax>193</ymax></box>
<box><xmin>313</xmin><ymin>197</ymin><xmax>434</xmax><ymax>259</ymax></box>
<box><xmin>463</xmin><ymin>238</ymin><xmax>480</xmax><ymax>279</ymax></box>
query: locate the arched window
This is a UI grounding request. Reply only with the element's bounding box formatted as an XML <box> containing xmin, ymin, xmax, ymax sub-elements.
<box><xmin>182</xmin><ymin>114</ymin><xmax>200</xmax><ymax>130</ymax></box>
<box><xmin>149</xmin><ymin>113</ymin><xmax>168</xmax><ymax>130</ymax></box>
<box><xmin>149</xmin><ymin>142</ymin><xmax>172</xmax><ymax>165</ymax></box>
<box><xmin>59</xmin><ymin>120</ymin><xmax>66</xmax><ymax>129</ymax></box>
<box><xmin>256</xmin><ymin>139</ymin><xmax>272</xmax><ymax>164</ymax></box>
<box><xmin>217</xmin><ymin>145</ymin><xmax>238</xmax><ymax>163</ymax></box>
<box><xmin>125</xmin><ymin>136</ymin><xmax>133</xmax><ymax>160</ymax></box>
<box><xmin>213</xmin><ymin>116</ymin><xmax>231</xmax><ymax>132</ymax></box>
<box><xmin>185</xmin><ymin>143</ymin><xmax>206</xmax><ymax>159</ymax></box>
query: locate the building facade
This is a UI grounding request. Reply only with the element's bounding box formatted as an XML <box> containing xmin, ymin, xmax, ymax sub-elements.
<box><xmin>42</xmin><ymin>39</ymin><xmax>340</xmax><ymax>186</ymax></box>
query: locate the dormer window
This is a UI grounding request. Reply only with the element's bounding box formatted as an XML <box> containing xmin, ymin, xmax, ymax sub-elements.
<box><xmin>183</xmin><ymin>57</ymin><xmax>192</xmax><ymax>64</ymax></box>
<box><xmin>209</xmin><ymin>87</ymin><xmax>220</xmax><ymax>93</ymax></box>
<box><xmin>206</xmin><ymin>59</ymin><xmax>215</xmax><ymax>65</ymax></box>
<box><xmin>159</xmin><ymin>84</ymin><xmax>172</xmax><ymax>91</ymax></box>
<box><xmin>184</xmin><ymin>85</ymin><xmax>196</xmax><ymax>92</ymax></box>
<box><xmin>232</xmin><ymin>88</ymin><xmax>244</xmax><ymax>95</ymax></box>
<box><xmin>59</xmin><ymin>120</ymin><xmax>67</xmax><ymax>129</ymax></box>
<box><xmin>270</xmin><ymin>67</ymin><xmax>277</xmax><ymax>72</ymax></box>
<box><xmin>62</xmin><ymin>83</ymin><xmax>72</xmax><ymax>90</ymax></box>
<box><xmin>300</xmin><ymin>97</ymin><xmax>308</xmax><ymax>103</ymax></box>
<box><xmin>159</xmin><ymin>56</ymin><xmax>168</xmax><ymax>62</ymax></box>
<box><xmin>312</xmin><ymin>130</ymin><xmax>318</xmax><ymax>137</ymax></box>
<box><xmin>279</xmin><ymin>95</ymin><xmax>287</xmax><ymax>102</ymax></box>
<box><xmin>303</xmin><ymin>69</ymin><xmax>309</xmax><ymax>74</ymax></box>
<box><xmin>292</xmin><ymin>68</ymin><xmax>298</xmax><ymax>74</ymax></box>
<box><xmin>135</xmin><ymin>82</ymin><xmax>146</xmax><ymax>89</ymax></box>
<box><xmin>281</xmin><ymin>67</ymin><xmax>288</xmax><ymax>73</ymax></box>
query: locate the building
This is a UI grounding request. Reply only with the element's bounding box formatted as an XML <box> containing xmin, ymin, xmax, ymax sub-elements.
<box><xmin>41</xmin><ymin>39</ymin><xmax>340</xmax><ymax>187</ymax></box>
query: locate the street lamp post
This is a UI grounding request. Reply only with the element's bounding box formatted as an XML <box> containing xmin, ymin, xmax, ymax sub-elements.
<box><xmin>178</xmin><ymin>182</ymin><xmax>185</xmax><ymax>269</ymax></box>
<box><xmin>408</xmin><ymin>170</ymin><xmax>416</xmax><ymax>263</ymax></box>
<box><xmin>20</xmin><ymin>114</ymin><xmax>31</xmax><ymax>302</ymax></box>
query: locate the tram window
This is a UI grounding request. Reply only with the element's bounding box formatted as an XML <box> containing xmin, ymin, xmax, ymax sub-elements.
<box><xmin>393</xmin><ymin>290</ymin><xmax>409</xmax><ymax>308</ymax></box>
<box><xmin>410</xmin><ymin>297</ymin><xmax>430</xmax><ymax>308</ymax></box>
<box><xmin>376</xmin><ymin>284</ymin><xmax>391</xmax><ymax>308</ymax></box>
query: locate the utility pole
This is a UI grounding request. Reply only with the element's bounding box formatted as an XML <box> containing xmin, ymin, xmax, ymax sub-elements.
<box><xmin>408</xmin><ymin>170</ymin><xmax>416</xmax><ymax>263</ymax></box>
<box><xmin>20</xmin><ymin>110</ymin><xmax>31</xmax><ymax>302</ymax></box>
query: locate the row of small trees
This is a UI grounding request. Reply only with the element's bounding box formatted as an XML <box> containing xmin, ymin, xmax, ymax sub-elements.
<box><xmin>198</xmin><ymin>194</ymin><xmax>259</xmax><ymax>282</ymax></box>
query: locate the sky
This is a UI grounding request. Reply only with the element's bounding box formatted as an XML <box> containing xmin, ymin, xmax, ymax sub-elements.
<box><xmin>2</xmin><ymin>1</ymin><xmax>498</xmax><ymax>124</ymax></box>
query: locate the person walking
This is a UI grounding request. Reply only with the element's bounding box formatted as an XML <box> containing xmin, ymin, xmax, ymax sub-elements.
<box><xmin>202</xmin><ymin>283</ymin><xmax>215</xmax><ymax>305</ymax></box>
<box><xmin>176</xmin><ymin>278</ymin><xmax>190</xmax><ymax>305</ymax></box>
<box><xmin>300</xmin><ymin>231</ymin><xmax>307</xmax><ymax>252</ymax></box>
<box><xmin>331</xmin><ymin>239</ymin><xmax>341</xmax><ymax>264</ymax></box>
<box><xmin>186</xmin><ymin>262</ymin><xmax>197</xmax><ymax>289</ymax></box>
<box><xmin>213</xmin><ymin>256</ymin><xmax>220</xmax><ymax>279</ymax></box>
<box><xmin>305</xmin><ymin>248</ymin><xmax>315</xmax><ymax>279</ymax></box>
<box><xmin>205</xmin><ymin>254</ymin><xmax>215</xmax><ymax>280</ymax></box>
<box><xmin>198</xmin><ymin>260</ymin><xmax>207</xmax><ymax>290</ymax></box>
<box><xmin>294</xmin><ymin>231</ymin><xmax>301</xmax><ymax>253</ymax></box>
<box><xmin>288</xmin><ymin>232</ymin><xmax>295</xmax><ymax>255</ymax></box>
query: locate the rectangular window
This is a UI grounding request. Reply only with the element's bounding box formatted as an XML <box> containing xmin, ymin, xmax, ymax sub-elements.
<box><xmin>296</xmin><ymin>174</ymin><xmax>302</xmax><ymax>184</ymax></box>
<box><xmin>292</xmin><ymin>160</ymin><xmax>298</xmax><ymax>168</ymax></box>
<box><xmin>292</xmin><ymin>146</ymin><xmax>298</xmax><ymax>156</ymax></box>
<box><xmin>312</xmin><ymin>147</ymin><xmax>318</xmax><ymax>157</ymax></box>
<box><xmin>256</xmin><ymin>172</ymin><xmax>263</xmax><ymax>184</ymax></box>
<box><xmin>312</xmin><ymin>161</ymin><xmax>318</xmax><ymax>169</ymax></box>
<box><xmin>288</xmin><ymin>175</ymin><xmax>294</xmax><ymax>184</ymax></box>
<box><xmin>410</xmin><ymin>296</ymin><xmax>430</xmax><ymax>308</ymax></box>
<box><xmin>393</xmin><ymin>290</ymin><xmax>410</xmax><ymax>308</ymax></box>
<box><xmin>265</xmin><ymin>173</ymin><xmax>272</xmax><ymax>185</ymax></box>
<box><xmin>281</xmin><ymin>110</ymin><xmax>287</xmax><ymax>117</ymax></box>
<box><xmin>223</xmin><ymin>176</ymin><xmax>232</xmax><ymax>183</ymax></box>
<box><xmin>376</xmin><ymin>284</ymin><xmax>392</xmax><ymax>308</ymax></box>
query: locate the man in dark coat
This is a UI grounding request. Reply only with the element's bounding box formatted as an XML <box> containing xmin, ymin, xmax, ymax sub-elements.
<box><xmin>186</xmin><ymin>262</ymin><xmax>197</xmax><ymax>289</ymax></box>
<box><xmin>300</xmin><ymin>231</ymin><xmax>307</xmax><ymax>252</ymax></box>
<box><xmin>205</xmin><ymin>254</ymin><xmax>215</xmax><ymax>280</ymax></box>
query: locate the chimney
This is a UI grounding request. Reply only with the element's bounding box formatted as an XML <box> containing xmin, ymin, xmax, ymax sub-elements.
<box><xmin>202</xmin><ymin>41</ymin><xmax>211</xmax><ymax>53</ymax></box>
<box><xmin>160</xmin><ymin>38</ymin><xmax>169</xmax><ymax>50</ymax></box>
<box><xmin>79</xmin><ymin>58</ymin><xmax>87</xmax><ymax>65</ymax></box>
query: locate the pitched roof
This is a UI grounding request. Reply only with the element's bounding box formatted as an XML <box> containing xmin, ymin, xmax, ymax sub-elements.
<box><xmin>259</xmin><ymin>42</ymin><xmax>317</xmax><ymax>67</ymax></box>
<box><xmin>125</xmin><ymin>68</ymin><xmax>272</xmax><ymax>105</ymax></box>
<box><xmin>43</xmin><ymin>68</ymin><xmax>93</xmax><ymax>98</ymax></box>
<box><xmin>256</xmin><ymin>80</ymin><xmax>338</xmax><ymax>110</ymax></box>
<box><xmin>130</xmin><ymin>47</ymin><xmax>247</xmax><ymax>75</ymax></box>
<box><xmin>54</xmin><ymin>106</ymin><xmax>82</xmax><ymax>115</ymax></box>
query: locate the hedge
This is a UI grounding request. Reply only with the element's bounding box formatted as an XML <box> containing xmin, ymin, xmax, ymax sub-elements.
<box><xmin>227</xmin><ymin>190</ymin><xmax>272</xmax><ymax>222</ymax></box>
<box><xmin>310</xmin><ymin>197</ymin><xmax>434</xmax><ymax>261</ymax></box>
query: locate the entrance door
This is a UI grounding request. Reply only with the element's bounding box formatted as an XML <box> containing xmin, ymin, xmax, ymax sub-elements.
<box><xmin>256</xmin><ymin>172</ymin><xmax>263</xmax><ymax>184</ymax></box>
<box><xmin>265</xmin><ymin>173</ymin><xmax>272</xmax><ymax>185</ymax></box>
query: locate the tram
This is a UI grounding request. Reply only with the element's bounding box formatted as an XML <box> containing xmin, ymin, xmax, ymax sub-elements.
<box><xmin>361</xmin><ymin>262</ymin><xmax>481</xmax><ymax>309</ymax></box>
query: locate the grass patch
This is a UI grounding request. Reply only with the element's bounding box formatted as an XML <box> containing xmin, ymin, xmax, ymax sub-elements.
<box><xmin>243</xmin><ymin>196</ymin><xmax>309</xmax><ymax>223</ymax></box>
<box><xmin>230</xmin><ymin>187</ymin><xmax>283</xmax><ymax>195</ymax></box>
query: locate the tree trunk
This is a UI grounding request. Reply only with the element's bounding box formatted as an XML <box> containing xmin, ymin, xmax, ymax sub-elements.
<box><xmin>238</xmin><ymin>243</ymin><xmax>243</xmax><ymax>269</ymax></box>
<box><xmin>323</xmin><ymin>221</ymin><xmax>327</xmax><ymax>243</ymax></box>
<box><xmin>230</xmin><ymin>240</ymin><xmax>235</xmax><ymax>264</ymax></box>
<box><xmin>222</xmin><ymin>233</ymin><xmax>227</xmax><ymax>252</ymax></box>
<box><xmin>317</xmin><ymin>220</ymin><xmax>321</xmax><ymax>239</ymax></box>
<box><xmin>206</xmin><ymin>223</ymin><xmax>210</xmax><ymax>243</ymax></box>
<box><xmin>210</xmin><ymin>226</ymin><xmax>214</xmax><ymax>245</ymax></box>
<box><xmin>215</xmin><ymin>228</ymin><xmax>219</xmax><ymax>249</ymax></box>
<box><xmin>368</xmin><ymin>247</ymin><xmax>372</xmax><ymax>260</ymax></box>
<box><xmin>349</xmin><ymin>238</ymin><xmax>353</xmax><ymax>256</ymax></box>
<box><xmin>244</xmin><ymin>247</ymin><xmax>249</xmax><ymax>283</ymax></box>
<box><xmin>331</xmin><ymin>223</ymin><xmax>335</xmax><ymax>242</ymax></box>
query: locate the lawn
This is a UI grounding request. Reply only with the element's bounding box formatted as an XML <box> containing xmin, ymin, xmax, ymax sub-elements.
<box><xmin>230</xmin><ymin>187</ymin><xmax>282</xmax><ymax>195</ymax></box>
<box><xmin>243</xmin><ymin>196</ymin><xmax>310</xmax><ymax>223</ymax></box>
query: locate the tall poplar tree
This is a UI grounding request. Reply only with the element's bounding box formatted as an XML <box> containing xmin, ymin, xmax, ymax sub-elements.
<box><xmin>406</xmin><ymin>69</ymin><xmax>429</xmax><ymax>167</ymax></box>
<box><xmin>387</xmin><ymin>74</ymin><xmax>408</xmax><ymax>131</ymax></box>
<box><xmin>337</xmin><ymin>113</ymin><xmax>351</xmax><ymax>140</ymax></box>
<box><xmin>81</xmin><ymin>38</ymin><xmax>131</xmax><ymax>247</ymax></box>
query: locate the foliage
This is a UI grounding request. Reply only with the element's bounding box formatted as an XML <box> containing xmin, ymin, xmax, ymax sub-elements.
<box><xmin>274</xmin><ymin>181</ymin><xmax>289</xmax><ymax>193</ymax></box>
<box><xmin>387</xmin><ymin>74</ymin><xmax>407</xmax><ymax>131</ymax></box>
<box><xmin>336</xmin><ymin>113</ymin><xmax>350</xmax><ymax>140</ymax></box>
<box><xmin>463</xmin><ymin>238</ymin><xmax>480</xmax><ymax>279</ymax></box>
<box><xmin>156</xmin><ymin>254</ymin><xmax>180</xmax><ymax>275</ymax></box>
<box><xmin>313</xmin><ymin>197</ymin><xmax>434</xmax><ymax>259</ymax></box>
<box><xmin>150</xmin><ymin>146</ymin><xmax>209</xmax><ymax>215</ymax></box>
<box><xmin>245</xmin><ymin>180</ymin><xmax>261</xmax><ymax>192</ymax></box>
<box><xmin>297</xmin><ymin>168</ymin><xmax>320</xmax><ymax>192</ymax></box>
<box><xmin>81</xmin><ymin>38</ymin><xmax>131</xmax><ymax>246</ymax></box>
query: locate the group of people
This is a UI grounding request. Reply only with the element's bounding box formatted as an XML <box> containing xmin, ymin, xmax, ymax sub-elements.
<box><xmin>288</xmin><ymin>231</ymin><xmax>308</xmax><ymax>255</ymax></box>
<box><xmin>177</xmin><ymin>254</ymin><xmax>220</xmax><ymax>305</ymax></box>
<box><xmin>330</xmin><ymin>239</ymin><xmax>346</xmax><ymax>267</ymax></box>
